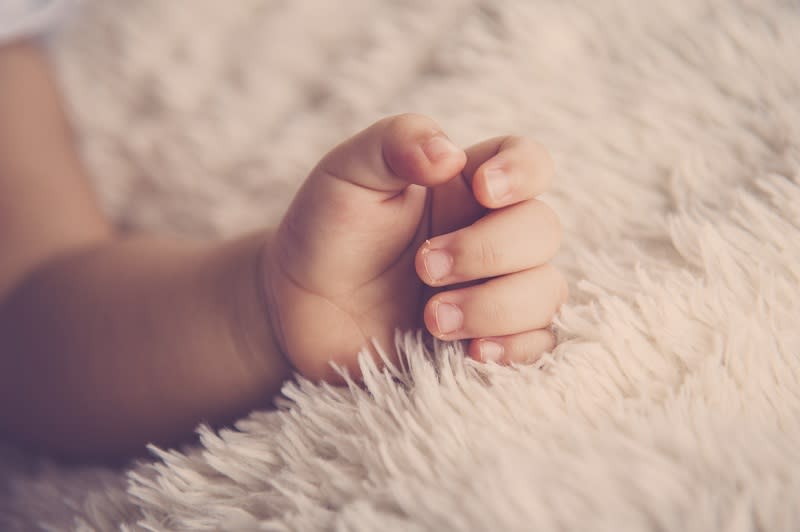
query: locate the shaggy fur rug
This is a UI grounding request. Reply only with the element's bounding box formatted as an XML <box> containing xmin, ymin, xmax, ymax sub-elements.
<box><xmin>3</xmin><ymin>0</ymin><xmax>800</xmax><ymax>530</ymax></box>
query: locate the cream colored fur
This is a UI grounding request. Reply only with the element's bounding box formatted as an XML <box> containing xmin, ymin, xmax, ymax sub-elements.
<box><xmin>2</xmin><ymin>0</ymin><xmax>800</xmax><ymax>530</ymax></box>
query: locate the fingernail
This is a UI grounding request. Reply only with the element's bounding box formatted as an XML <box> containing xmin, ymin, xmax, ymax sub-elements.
<box><xmin>434</xmin><ymin>302</ymin><xmax>463</xmax><ymax>335</ymax></box>
<box><xmin>484</xmin><ymin>167</ymin><xmax>511</xmax><ymax>202</ymax></box>
<box><xmin>479</xmin><ymin>340</ymin><xmax>504</xmax><ymax>362</ymax></box>
<box><xmin>423</xmin><ymin>136</ymin><xmax>460</xmax><ymax>163</ymax></box>
<box><xmin>424</xmin><ymin>248</ymin><xmax>452</xmax><ymax>283</ymax></box>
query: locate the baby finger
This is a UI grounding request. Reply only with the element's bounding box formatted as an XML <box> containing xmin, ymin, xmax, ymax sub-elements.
<box><xmin>423</xmin><ymin>264</ymin><xmax>567</xmax><ymax>341</ymax></box>
<box><xmin>416</xmin><ymin>199</ymin><xmax>561</xmax><ymax>286</ymax></box>
<box><xmin>468</xmin><ymin>329</ymin><xmax>557</xmax><ymax>364</ymax></box>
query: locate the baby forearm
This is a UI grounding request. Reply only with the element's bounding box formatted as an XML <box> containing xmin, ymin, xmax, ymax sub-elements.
<box><xmin>0</xmin><ymin>233</ymin><xmax>290</xmax><ymax>462</ymax></box>
<box><xmin>0</xmin><ymin>41</ymin><xmax>111</xmax><ymax>298</ymax></box>
<box><xmin>0</xmin><ymin>41</ymin><xmax>291</xmax><ymax>463</ymax></box>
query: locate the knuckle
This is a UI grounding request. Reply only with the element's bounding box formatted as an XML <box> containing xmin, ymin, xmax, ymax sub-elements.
<box><xmin>523</xmin><ymin>330</ymin><xmax>556</xmax><ymax>355</ymax></box>
<box><xmin>533</xmin><ymin>265</ymin><xmax>568</xmax><ymax>315</ymax></box>
<box><xmin>521</xmin><ymin>138</ymin><xmax>555</xmax><ymax>189</ymax></box>
<box><xmin>493</xmin><ymin>332</ymin><xmax>552</xmax><ymax>363</ymax></box>
<box><xmin>543</xmin><ymin>262</ymin><xmax>562</xmax><ymax>281</ymax></box>
<box><xmin>539</xmin><ymin>202</ymin><xmax>563</xmax><ymax>248</ymax></box>
<box><xmin>475</xmin><ymin>237</ymin><xmax>501</xmax><ymax>271</ymax></box>
<box><xmin>381</xmin><ymin>113</ymin><xmax>442</xmax><ymax>177</ymax></box>
<box><xmin>549</xmin><ymin>268</ymin><xmax>569</xmax><ymax>308</ymax></box>
<box><xmin>483</xmin><ymin>297</ymin><xmax>510</xmax><ymax>324</ymax></box>
<box><xmin>380</xmin><ymin>115</ymin><xmax>429</xmax><ymax>176</ymax></box>
<box><xmin>504</xmin><ymin>136</ymin><xmax>554</xmax><ymax>192</ymax></box>
<box><xmin>532</xmin><ymin>331</ymin><xmax>557</xmax><ymax>359</ymax></box>
<box><xmin>384</xmin><ymin>144</ymin><xmax>421</xmax><ymax>179</ymax></box>
<box><xmin>521</xmin><ymin>201</ymin><xmax>562</xmax><ymax>255</ymax></box>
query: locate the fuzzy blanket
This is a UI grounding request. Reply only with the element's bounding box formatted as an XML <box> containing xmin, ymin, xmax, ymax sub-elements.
<box><xmin>3</xmin><ymin>0</ymin><xmax>800</xmax><ymax>530</ymax></box>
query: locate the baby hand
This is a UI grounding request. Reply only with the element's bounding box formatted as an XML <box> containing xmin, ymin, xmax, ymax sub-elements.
<box><xmin>265</xmin><ymin>114</ymin><xmax>565</xmax><ymax>382</ymax></box>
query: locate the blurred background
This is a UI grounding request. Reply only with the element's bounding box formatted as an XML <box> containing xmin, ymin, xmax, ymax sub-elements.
<box><xmin>4</xmin><ymin>0</ymin><xmax>800</xmax><ymax>529</ymax></box>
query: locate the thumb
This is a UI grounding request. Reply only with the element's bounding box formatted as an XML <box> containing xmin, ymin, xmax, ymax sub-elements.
<box><xmin>311</xmin><ymin>113</ymin><xmax>467</xmax><ymax>196</ymax></box>
<box><xmin>274</xmin><ymin>114</ymin><xmax>466</xmax><ymax>296</ymax></box>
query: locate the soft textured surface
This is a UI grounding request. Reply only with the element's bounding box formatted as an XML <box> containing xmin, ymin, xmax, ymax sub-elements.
<box><xmin>2</xmin><ymin>0</ymin><xmax>800</xmax><ymax>530</ymax></box>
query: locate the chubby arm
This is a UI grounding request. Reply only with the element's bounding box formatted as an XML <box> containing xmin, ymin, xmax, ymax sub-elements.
<box><xmin>0</xmin><ymin>41</ymin><xmax>290</xmax><ymax>463</ymax></box>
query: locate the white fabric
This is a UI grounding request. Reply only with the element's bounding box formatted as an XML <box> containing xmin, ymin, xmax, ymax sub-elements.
<box><xmin>0</xmin><ymin>0</ymin><xmax>68</xmax><ymax>43</ymax></box>
<box><xmin>2</xmin><ymin>0</ymin><xmax>800</xmax><ymax>530</ymax></box>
